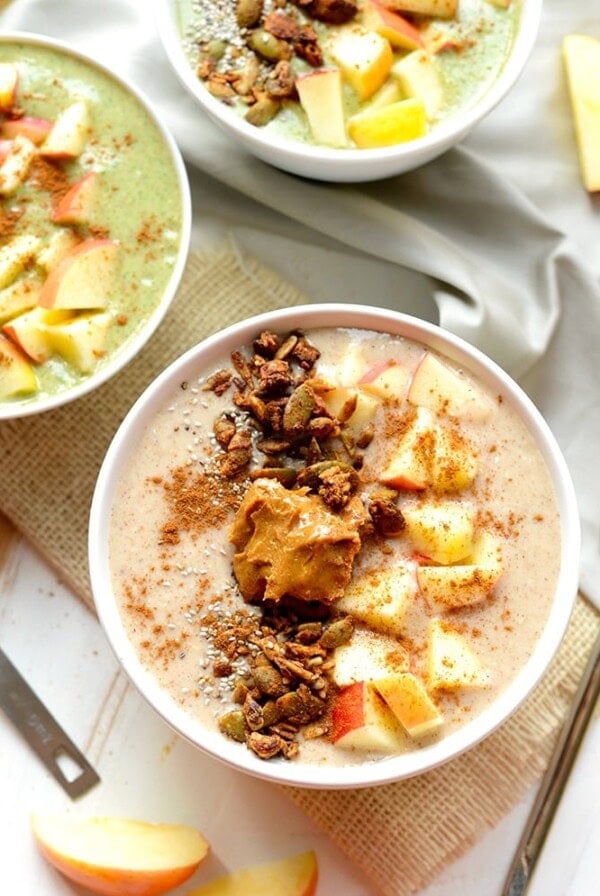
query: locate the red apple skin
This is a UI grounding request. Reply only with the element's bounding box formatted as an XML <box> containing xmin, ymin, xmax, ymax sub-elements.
<box><xmin>38</xmin><ymin>238</ymin><xmax>118</xmax><ymax>310</ymax></box>
<box><xmin>2</xmin><ymin>323</ymin><xmax>39</xmax><ymax>363</ymax></box>
<box><xmin>2</xmin><ymin>116</ymin><xmax>53</xmax><ymax>145</ymax></box>
<box><xmin>366</xmin><ymin>0</ymin><xmax>425</xmax><ymax>49</ymax></box>
<box><xmin>331</xmin><ymin>682</ymin><xmax>366</xmax><ymax>743</ymax></box>
<box><xmin>34</xmin><ymin>838</ymin><xmax>202</xmax><ymax>896</ymax></box>
<box><xmin>359</xmin><ymin>359</ymin><xmax>395</xmax><ymax>384</ymax></box>
<box><xmin>52</xmin><ymin>171</ymin><xmax>97</xmax><ymax>224</ymax></box>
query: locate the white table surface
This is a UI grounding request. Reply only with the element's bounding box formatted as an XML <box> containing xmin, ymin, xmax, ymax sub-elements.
<box><xmin>1</xmin><ymin>1</ymin><xmax>600</xmax><ymax>893</ymax></box>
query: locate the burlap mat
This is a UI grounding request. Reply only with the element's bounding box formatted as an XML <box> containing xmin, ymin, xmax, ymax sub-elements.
<box><xmin>0</xmin><ymin>245</ymin><xmax>597</xmax><ymax>896</ymax></box>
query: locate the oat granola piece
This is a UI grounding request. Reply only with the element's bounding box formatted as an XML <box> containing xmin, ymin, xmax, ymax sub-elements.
<box><xmin>294</xmin><ymin>0</ymin><xmax>358</xmax><ymax>25</ymax></box>
<box><xmin>265</xmin><ymin>60</ymin><xmax>296</xmax><ymax>99</ymax></box>
<box><xmin>203</xmin><ymin>368</ymin><xmax>232</xmax><ymax>395</ymax></box>
<box><xmin>247</xmin><ymin>731</ymin><xmax>286</xmax><ymax>759</ymax></box>
<box><xmin>257</xmin><ymin>358</ymin><xmax>293</xmax><ymax>395</ymax></box>
<box><xmin>253</xmin><ymin>329</ymin><xmax>281</xmax><ymax>358</ymax></box>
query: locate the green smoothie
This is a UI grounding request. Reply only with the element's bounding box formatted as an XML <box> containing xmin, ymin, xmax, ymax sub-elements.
<box><xmin>0</xmin><ymin>40</ymin><xmax>185</xmax><ymax>404</ymax></box>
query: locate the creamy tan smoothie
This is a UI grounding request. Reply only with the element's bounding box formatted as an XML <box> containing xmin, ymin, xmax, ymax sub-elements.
<box><xmin>109</xmin><ymin>326</ymin><xmax>560</xmax><ymax>765</ymax></box>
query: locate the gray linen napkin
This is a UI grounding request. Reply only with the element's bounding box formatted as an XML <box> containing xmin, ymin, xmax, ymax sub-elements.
<box><xmin>2</xmin><ymin>0</ymin><xmax>598</xmax><ymax>605</ymax></box>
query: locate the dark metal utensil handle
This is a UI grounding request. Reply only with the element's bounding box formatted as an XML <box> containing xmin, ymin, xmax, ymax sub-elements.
<box><xmin>501</xmin><ymin>625</ymin><xmax>600</xmax><ymax>896</ymax></box>
<box><xmin>0</xmin><ymin>646</ymin><xmax>100</xmax><ymax>799</ymax></box>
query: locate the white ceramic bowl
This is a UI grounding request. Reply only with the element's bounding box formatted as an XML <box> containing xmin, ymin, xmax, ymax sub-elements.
<box><xmin>0</xmin><ymin>32</ymin><xmax>191</xmax><ymax>420</ymax></box>
<box><xmin>89</xmin><ymin>304</ymin><xmax>580</xmax><ymax>789</ymax></box>
<box><xmin>155</xmin><ymin>0</ymin><xmax>541</xmax><ymax>182</ymax></box>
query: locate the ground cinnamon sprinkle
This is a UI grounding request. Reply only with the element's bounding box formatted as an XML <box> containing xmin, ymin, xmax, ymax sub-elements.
<box><xmin>159</xmin><ymin>465</ymin><xmax>247</xmax><ymax>543</ymax></box>
<box><xmin>0</xmin><ymin>205</ymin><xmax>23</xmax><ymax>239</ymax></box>
<box><xmin>28</xmin><ymin>156</ymin><xmax>70</xmax><ymax>200</ymax></box>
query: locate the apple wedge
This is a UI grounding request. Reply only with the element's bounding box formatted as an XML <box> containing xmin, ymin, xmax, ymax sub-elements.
<box><xmin>0</xmin><ymin>276</ymin><xmax>42</xmax><ymax>325</ymax></box>
<box><xmin>38</xmin><ymin>238</ymin><xmax>119</xmax><ymax>310</ymax></box>
<box><xmin>37</xmin><ymin>228</ymin><xmax>80</xmax><ymax>273</ymax></box>
<box><xmin>563</xmin><ymin>34</ymin><xmax>600</xmax><ymax>192</ymax></box>
<box><xmin>0</xmin><ymin>134</ymin><xmax>37</xmax><ymax>196</ymax></box>
<box><xmin>402</xmin><ymin>499</ymin><xmax>475</xmax><ymax>564</ymax></box>
<box><xmin>52</xmin><ymin>171</ymin><xmax>98</xmax><ymax>224</ymax></box>
<box><xmin>186</xmin><ymin>850</ymin><xmax>317</xmax><ymax>896</ymax></box>
<box><xmin>375</xmin><ymin>672</ymin><xmax>444</xmax><ymax>737</ymax></box>
<box><xmin>348</xmin><ymin>97</ymin><xmax>427</xmax><ymax>148</ymax></box>
<box><xmin>379</xmin><ymin>406</ymin><xmax>436</xmax><ymax>490</ymax></box>
<box><xmin>47</xmin><ymin>310</ymin><xmax>112</xmax><ymax>373</ymax></box>
<box><xmin>2</xmin><ymin>307</ymin><xmax>56</xmax><ymax>363</ymax></box>
<box><xmin>0</xmin><ymin>62</ymin><xmax>18</xmax><ymax>111</ymax></box>
<box><xmin>408</xmin><ymin>352</ymin><xmax>493</xmax><ymax>421</ymax></box>
<box><xmin>361</xmin><ymin>0</ymin><xmax>425</xmax><ymax>51</ymax></box>
<box><xmin>296</xmin><ymin>69</ymin><xmax>347</xmax><ymax>149</ymax></box>
<box><xmin>333</xmin><ymin>626</ymin><xmax>409</xmax><ymax>686</ymax></box>
<box><xmin>0</xmin><ymin>234</ymin><xmax>41</xmax><ymax>290</ymax></box>
<box><xmin>40</xmin><ymin>100</ymin><xmax>90</xmax><ymax>159</ymax></box>
<box><xmin>391</xmin><ymin>50</ymin><xmax>444</xmax><ymax>122</ymax></box>
<box><xmin>332</xmin><ymin>680</ymin><xmax>404</xmax><ymax>750</ymax></box>
<box><xmin>382</xmin><ymin>0</ymin><xmax>458</xmax><ymax>18</ymax></box>
<box><xmin>0</xmin><ymin>334</ymin><xmax>37</xmax><ymax>398</ymax></box>
<box><xmin>427</xmin><ymin>618</ymin><xmax>490</xmax><ymax>690</ymax></box>
<box><xmin>329</xmin><ymin>27</ymin><xmax>393</xmax><ymax>101</ymax></box>
<box><xmin>31</xmin><ymin>814</ymin><xmax>209</xmax><ymax>896</ymax></box>
<box><xmin>2</xmin><ymin>116</ymin><xmax>53</xmax><ymax>145</ymax></box>
<box><xmin>337</xmin><ymin>564</ymin><xmax>416</xmax><ymax>636</ymax></box>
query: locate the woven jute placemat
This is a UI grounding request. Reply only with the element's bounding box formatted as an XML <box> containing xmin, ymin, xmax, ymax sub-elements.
<box><xmin>0</xmin><ymin>244</ymin><xmax>597</xmax><ymax>896</ymax></box>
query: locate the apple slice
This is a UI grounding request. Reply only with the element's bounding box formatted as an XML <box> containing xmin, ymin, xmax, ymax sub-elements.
<box><xmin>0</xmin><ymin>134</ymin><xmax>37</xmax><ymax>196</ymax></box>
<box><xmin>563</xmin><ymin>35</ymin><xmax>600</xmax><ymax>191</ymax></box>
<box><xmin>38</xmin><ymin>238</ymin><xmax>119</xmax><ymax>310</ymax></box>
<box><xmin>31</xmin><ymin>814</ymin><xmax>209</xmax><ymax>896</ymax></box>
<box><xmin>329</xmin><ymin>27</ymin><xmax>393</xmax><ymax>101</ymax></box>
<box><xmin>375</xmin><ymin>672</ymin><xmax>444</xmax><ymax>737</ymax></box>
<box><xmin>52</xmin><ymin>171</ymin><xmax>98</xmax><ymax>224</ymax></box>
<box><xmin>0</xmin><ymin>63</ymin><xmax>18</xmax><ymax>111</ymax></box>
<box><xmin>432</xmin><ymin>422</ymin><xmax>477</xmax><ymax>492</ymax></box>
<box><xmin>382</xmin><ymin>0</ymin><xmax>458</xmax><ymax>18</ymax></box>
<box><xmin>361</xmin><ymin>0</ymin><xmax>424</xmax><ymax>50</ymax></box>
<box><xmin>37</xmin><ymin>228</ymin><xmax>80</xmax><ymax>273</ymax></box>
<box><xmin>186</xmin><ymin>850</ymin><xmax>317</xmax><ymax>896</ymax></box>
<box><xmin>296</xmin><ymin>69</ymin><xmax>347</xmax><ymax>149</ymax></box>
<box><xmin>40</xmin><ymin>100</ymin><xmax>90</xmax><ymax>159</ymax></box>
<box><xmin>332</xmin><ymin>681</ymin><xmax>404</xmax><ymax>750</ymax></box>
<box><xmin>427</xmin><ymin>618</ymin><xmax>490</xmax><ymax>690</ymax></box>
<box><xmin>367</xmin><ymin>79</ymin><xmax>402</xmax><ymax>110</ymax></box>
<box><xmin>47</xmin><ymin>310</ymin><xmax>112</xmax><ymax>373</ymax></box>
<box><xmin>333</xmin><ymin>626</ymin><xmax>409</xmax><ymax>686</ymax></box>
<box><xmin>337</xmin><ymin>565</ymin><xmax>416</xmax><ymax>636</ymax></box>
<box><xmin>348</xmin><ymin>97</ymin><xmax>427</xmax><ymax>148</ymax></box>
<box><xmin>0</xmin><ymin>234</ymin><xmax>41</xmax><ymax>290</ymax></box>
<box><xmin>1</xmin><ymin>116</ymin><xmax>53</xmax><ymax>145</ymax></box>
<box><xmin>0</xmin><ymin>334</ymin><xmax>37</xmax><ymax>398</ymax></box>
<box><xmin>379</xmin><ymin>406</ymin><xmax>436</xmax><ymax>490</ymax></box>
<box><xmin>391</xmin><ymin>50</ymin><xmax>444</xmax><ymax>121</ymax></box>
<box><xmin>402</xmin><ymin>499</ymin><xmax>475</xmax><ymax>564</ymax></box>
<box><xmin>408</xmin><ymin>351</ymin><xmax>493</xmax><ymax>420</ymax></box>
<box><xmin>360</xmin><ymin>360</ymin><xmax>409</xmax><ymax>400</ymax></box>
<box><xmin>2</xmin><ymin>307</ymin><xmax>57</xmax><ymax>363</ymax></box>
<box><xmin>0</xmin><ymin>276</ymin><xmax>42</xmax><ymax>325</ymax></box>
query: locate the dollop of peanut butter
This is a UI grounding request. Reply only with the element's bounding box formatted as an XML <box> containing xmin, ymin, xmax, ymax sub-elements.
<box><xmin>229</xmin><ymin>478</ymin><xmax>367</xmax><ymax>604</ymax></box>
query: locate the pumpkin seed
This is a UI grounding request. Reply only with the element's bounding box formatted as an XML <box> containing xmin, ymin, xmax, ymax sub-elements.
<box><xmin>236</xmin><ymin>0</ymin><xmax>263</xmax><ymax>28</ymax></box>
<box><xmin>283</xmin><ymin>382</ymin><xmax>315</xmax><ymax>438</ymax></box>
<box><xmin>320</xmin><ymin>616</ymin><xmax>354</xmax><ymax>649</ymax></box>
<box><xmin>245</xmin><ymin>96</ymin><xmax>280</xmax><ymax>127</ymax></box>
<box><xmin>249</xmin><ymin>29</ymin><xmax>289</xmax><ymax>62</ymax></box>
<box><xmin>218</xmin><ymin>710</ymin><xmax>247</xmax><ymax>742</ymax></box>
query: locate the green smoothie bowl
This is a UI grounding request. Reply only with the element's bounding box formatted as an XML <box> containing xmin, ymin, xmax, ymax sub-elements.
<box><xmin>0</xmin><ymin>32</ymin><xmax>191</xmax><ymax>419</ymax></box>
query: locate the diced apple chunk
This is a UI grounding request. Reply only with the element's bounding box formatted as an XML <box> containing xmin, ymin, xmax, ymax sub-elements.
<box><xmin>360</xmin><ymin>360</ymin><xmax>409</xmax><ymax>400</ymax></box>
<box><xmin>1</xmin><ymin>116</ymin><xmax>53</xmax><ymax>145</ymax></box>
<box><xmin>39</xmin><ymin>239</ymin><xmax>119</xmax><ymax>310</ymax></box>
<box><xmin>40</xmin><ymin>100</ymin><xmax>90</xmax><ymax>159</ymax></box>
<box><xmin>383</xmin><ymin>0</ymin><xmax>458</xmax><ymax>18</ymax></box>
<box><xmin>402</xmin><ymin>500</ymin><xmax>475</xmax><ymax>564</ymax></box>
<box><xmin>338</xmin><ymin>565</ymin><xmax>416</xmax><ymax>636</ymax></box>
<box><xmin>408</xmin><ymin>352</ymin><xmax>493</xmax><ymax>421</ymax></box>
<box><xmin>379</xmin><ymin>406</ymin><xmax>436</xmax><ymax>490</ymax></box>
<box><xmin>417</xmin><ymin>563</ymin><xmax>500</xmax><ymax>610</ymax></box>
<box><xmin>375</xmin><ymin>672</ymin><xmax>443</xmax><ymax>737</ymax></box>
<box><xmin>52</xmin><ymin>171</ymin><xmax>98</xmax><ymax>225</ymax></box>
<box><xmin>331</xmin><ymin>680</ymin><xmax>404</xmax><ymax>750</ymax></box>
<box><xmin>2</xmin><ymin>307</ymin><xmax>56</xmax><ymax>363</ymax></box>
<box><xmin>0</xmin><ymin>276</ymin><xmax>42</xmax><ymax>325</ymax></box>
<box><xmin>47</xmin><ymin>311</ymin><xmax>112</xmax><ymax>373</ymax></box>
<box><xmin>0</xmin><ymin>63</ymin><xmax>18</xmax><ymax>111</ymax></box>
<box><xmin>432</xmin><ymin>423</ymin><xmax>477</xmax><ymax>492</ymax></box>
<box><xmin>0</xmin><ymin>235</ymin><xmax>41</xmax><ymax>290</ymax></box>
<box><xmin>296</xmin><ymin>69</ymin><xmax>347</xmax><ymax>149</ymax></box>
<box><xmin>329</xmin><ymin>27</ymin><xmax>393</xmax><ymax>101</ymax></box>
<box><xmin>0</xmin><ymin>134</ymin><xmax>37</xmax><ymax>196</ymax></box>
<box><xmin>361</xmin><ymin>0</ymin><xmax>425</xmax><ymax>50</ymax></box>
<box><xmin>345</xmin><ymin>389</ymin><xmax>381</xmax><ymax>436</ymax></box>
<box><xmin>391</xmin><ymin>50</ymin><xmax>444</xmax><ymax>121</ymax></box>
<box><xmin>0</xmin><ymin>334</ymin><xmax>37</xmax><ymax>398</ymax></box>
<box><xmin>368</xmin><ymin>79</ymin><xmax>402</xmax><ymax>110</ymax></box>
<box><xmin>37</xmin><ymin>228</ymin><xmax>80</xmax><ymax>273</ymax></box>
<box><xmin>348</xmin><ymin>97</ymin><xmax>427</xmax><ymax>148</ymax></box>
<box><xmin>427</xmin><ymin>618</ymin><xmax>490</xmax><ymax>690</ymax></box>
<box><xmin>333</xmin><ymin>627</ymin><xmax>409</xmax><ymax>686</ymax></box>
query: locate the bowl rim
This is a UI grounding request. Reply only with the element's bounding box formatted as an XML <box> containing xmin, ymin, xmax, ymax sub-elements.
<box><xmin>89</xmin><ymin>303</ymin><xmax>580</xmax><ymax>789</ymax></box>
<box><xmin>0</xmin><ymin>30</ymin><xmax>192</xmax><ymax>420</ymax></box>
<box><xmin>154</xmin><ymin>0</ymin><xmax>543</xmax><ymax>167</ymax></box>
